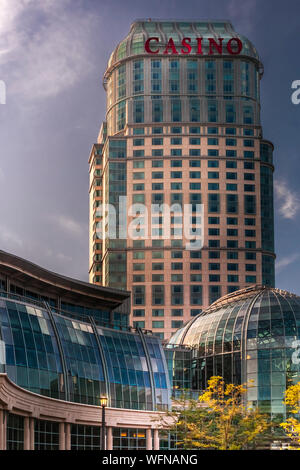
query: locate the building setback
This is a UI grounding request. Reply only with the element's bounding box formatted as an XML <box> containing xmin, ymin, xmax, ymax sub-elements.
<box><xmin>89</xmin><ymin>19</ymin><xmax>275</xmax><ymax>340</ymax></box>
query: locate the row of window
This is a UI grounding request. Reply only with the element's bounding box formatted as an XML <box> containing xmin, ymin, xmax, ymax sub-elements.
<box><xmin>132</xmin><ymin>250</ymin><xmax>257</xmax><ymax>259</ymax></box>
<box><xmin>133</xmin><ymin>171</ymin><xmax>255</xmax><ymax>179</ymax></box>
<box><xmin>132</xmin><ymin>281</ymin><xmax>257</xmax><ymax>307</ymax></box>
<box><xmin>133</xmin><ymin>137</ymin><xmax>255</xmax><ymax>147</ymax></box>
<box><xmin>133</xmin><ymin>184</ymin><xmax>255</xmax><ymax>193</ymax></box>
<box><xmin>128</xmin><ymin>192</ymin><xmax>256</xmax><ymax>215</ymax></box>
<box><xmin>7</xmin><ymin>414</ymin><xmax>152</xmax><ymax>450</ymax></box>
<box><xmin>130</xmin><ymin>98</ymin><xmax>255</xmax><ymax>126</ymax></box>
<box><xmin>133</xmin><ymin>308</ymin><xmax>195</xmax><ymax>317</ymax></box>
<box><xmin>132</xmin><ymin>126</ymin><xmax>255</xmax><ymax>136</ymax></box>
<box><xmin>132</xmin><ymin>160</ymin><xmax>255</xmax><ymax>169</ymax></box>
<box><xmin>132</xmin><ymin>151</ymin><xmax>257</xmax><ymax>160</ymax></box>
<box><xmin>134</xmin><ymin>320</ymin><xmax>184</xmax><ymax>329</ymax></box>
<box><xmin>133</xmin><ymin>261</ymin><xmax>256</xmax><ymax>269</ymax></box>
<box><xmin>97</xmin><ymin>138</ymin><xmax>271</xmax><ymax>164</ymax></box>
<box><xmin>131</xmin><ymin>238</ymin><xmax>257</xmax><ymax>248</ymax></box>
<box><xmin>128</xmin><ymin>58</ymin><xmax>258</xmax><ymax>99</ymax></box>
<box><xmin>133</xmin><ymin>252</ymin><xmax>256</xmax><ymax>271</ymax></box>
<box><xmin>132</xmin><ymin>273</ymin><xmax>255</xmax><ymax>282</ymax></box>
<box><xmin>128</xmin><ymin>230</ymin><xmax>257</xmax><ymax>239</ymax></box>
<box><xmin>93</xmin><ymin>255</ymin><xmax>260</xmax><ymax>274</ymax></box>
<box><xmin>132</xmin><ymin>149</ymin><xmax>255</xmax><ymax>158</ymax></box>
<box><xmin>129</xmin><ymin>225</ymin><xmax>255</xmax><ymax>248</ymax></box>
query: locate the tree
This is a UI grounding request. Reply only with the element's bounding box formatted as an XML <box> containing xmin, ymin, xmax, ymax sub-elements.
<box><xmin>157</xmin><ymin>376</ymin><xmax>270</xmax><ymax>450</ymax></box>
<box><xmin>280</xmin><ymin>382</ymin><xmax>300</xmax><ymax>449</ymax></box>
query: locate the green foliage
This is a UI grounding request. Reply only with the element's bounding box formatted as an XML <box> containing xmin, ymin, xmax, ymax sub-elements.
<box><xmin>157</xmin><ymin>376</ymin><xmax>271</xmax><ymax>450</ymax></box>
<box><xmin>280</xmin><ymin>382</ymin><xmax>300</xmax><ymax>449</ymax></box>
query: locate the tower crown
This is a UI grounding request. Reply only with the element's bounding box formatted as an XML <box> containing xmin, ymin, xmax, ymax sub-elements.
<box><xmin>104</xmin><ymin>20</ymin><xmax>261</xmax><ymax>84</ymax></box>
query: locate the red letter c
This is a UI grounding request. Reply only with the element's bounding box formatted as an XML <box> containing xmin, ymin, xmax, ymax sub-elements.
<box><xmin>145</xmin><ymin>37</ymin><xmax>159</xmax><ymax>54</ymax></box>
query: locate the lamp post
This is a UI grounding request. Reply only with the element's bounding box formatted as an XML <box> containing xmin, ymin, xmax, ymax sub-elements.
<box><xmin>100</xmin><ymin>395</ymin><xmax>108</xmax><ymax>450</ymax></box>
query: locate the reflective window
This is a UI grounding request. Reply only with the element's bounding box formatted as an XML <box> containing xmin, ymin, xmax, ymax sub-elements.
<box><xmin>71</xmin><ymin>424</ymin><xmax>101</xmax><ymax>450</ymax></box>
<box><xmin>35</xmin><ymin>419</ymin><xmax>59</xmax><ymax>450</ymax></box>
<box><xmin>113</xmin><ymin>428</ymin><xmax>147</xmax><ymax>450</ymax></box>
<box><xmin>0</xmin><ymin>296</ymin><xmax>170</xmax><ymax>412</ymax></box>
<box><xmin>97</xmin><ymin>329</ymin><xmax>151</xmax><ymax>410</ymax></box>
<box><xmin>7</xmin><ymin>414</ymin><xmax>24</xmax><ymax>450</ymax></box>
<box><xmin>53</xmin><ymin>313</ymin><xmax>105</xmax><ymax>405</ymax></box>
<box><xmin>0</xmin><ymin>299</ymin><xmax>64</xmax><ymax>399</ymax></box>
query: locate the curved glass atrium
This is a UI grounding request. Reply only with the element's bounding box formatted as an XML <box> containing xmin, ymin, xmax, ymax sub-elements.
<box><xmin>0</xmin><ymin>295</ymin><xmax>170</xmax><ymax>411</ymax></box>
<box><xmin>167</xmin><ymin>286</ymin><xmax>300</xmax><ymax>419</ymax></box>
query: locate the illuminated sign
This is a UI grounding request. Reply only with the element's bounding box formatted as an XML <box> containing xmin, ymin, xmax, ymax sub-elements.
<box><xmin>145</xmin><ymin>37</ymin><xmax>243</xmax><ymax>55</ymax></box>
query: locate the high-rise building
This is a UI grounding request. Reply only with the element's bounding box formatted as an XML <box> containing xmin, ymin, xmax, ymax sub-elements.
<box><xmin>89</xmin><ymin>20</ymin><xmax>275</xmax><ymax>340</ymax></box>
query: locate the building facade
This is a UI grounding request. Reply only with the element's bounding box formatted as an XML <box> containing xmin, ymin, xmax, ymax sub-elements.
<box><xmin>167</xmin><ymin>285</ymin><xmax>300</xmax><ymax>421</ymax></box>
<box><xmin>89</xmin><ymin>19</ymin><xmax>275</xmax><ymax>340</ymax></box>
<box><xmin>0</xmin><ymin>250</ymin><xmax>171</xmax><ymax>450</ymax></box>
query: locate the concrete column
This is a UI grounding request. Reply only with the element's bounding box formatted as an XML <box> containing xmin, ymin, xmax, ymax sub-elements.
<box><xmin>146</xmin><ymin>428</ymin><xmax>152</xmax><ymax>450</ymax></box>
<box><xmin>30</xmin><ymin>417</ymin><xmax>35</xmax><ymax>450</ymax></box>
<box><xmin>65</xmin><ymin>423</ymin><xmax>71</xmax><ymax>450</ymax></box>
<box><xmin>107</xmin><ymin>426</ymin><xmax>113</xmax><ymax>450</ymax></box>
<box><xmin>1</xmin><ymin>411</ymin><xmax>7</xmax><ymax>450</ymax></box>
<box><xmin>153</xmin><ymin>429</ymin><xmax>160</xmax><ymax>450</ymax></box>
<box><xmin>6</xmin><ymin>278</ymin><xmax>10</xmax><ymax>294</ymax></box>
<box><xmin>0</xmin><ymin>409</ymin><xmax>4</xmax><ymax>450</ymax></box>
<box><xmin>24</xmin><ymin>416</ymin><xmax>30</xmax><ymax>450</ymax></box>
<box><xmin>59</xmin><ymin>422</ymin><xmax>65</xmax><ymax>450</ymax></box>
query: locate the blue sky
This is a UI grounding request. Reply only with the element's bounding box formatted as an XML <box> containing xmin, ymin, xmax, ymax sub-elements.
<box><xmin>0</xmin><ymin>0</ymin><xmax>300</xmax><ymax>293</ymax></box>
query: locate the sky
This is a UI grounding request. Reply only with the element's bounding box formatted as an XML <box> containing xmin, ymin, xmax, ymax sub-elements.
<box><xmin>0</xmin><ymin>0</ymin><xmax>300</xmax><ymax>293</ymax></box>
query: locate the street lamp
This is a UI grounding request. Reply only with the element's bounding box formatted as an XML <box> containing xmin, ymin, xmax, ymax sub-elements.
<box><xmin>100</xmin><ymin>395</ymin><xmax>108</xmax><ymax>450</ymax></box>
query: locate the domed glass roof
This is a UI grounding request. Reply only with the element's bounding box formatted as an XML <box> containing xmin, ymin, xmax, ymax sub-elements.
<box><xmin>167</xmin><ymin>286</ymin><xmax>300</xmax><ymax>417</ymax></box>
<box><xmin>105</xmin><ymin>19</ymin><xmax>260</xmax><ymax>77</ymax></box>
<box><xmin>168</xmin><ymin>286</ymin><xmax>300</xmax><ymax>350</ymax></box>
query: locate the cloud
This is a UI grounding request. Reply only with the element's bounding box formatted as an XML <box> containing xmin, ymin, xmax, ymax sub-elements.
<box><xmin>226</xmin><ymin>0</ymin><xmax>258</xmax><ymax>35</ymax></box>
<box><xmin>43</xmin><ymin>248</ymin><xmax>72</xmax><ymax>263</ymax></box>
<box><xmin>56</xmin><ymin>252</ymin><xmax>72</xmax><ymax>262</ymax></box>
<box><xmin>49</xmin><ymin>214</ymin><xmax>84</xmax><ymax>237</ymax></box>
<box><xmin>276</xmin><ymin>253</ymin><xmax>300</xmax><ymax>273</ymax></box>
<box><xmin>275</xmin><ymin>179</ymin><xmax>300</xmax><ymax>219</ymax></box>
<box><xmin>0</xmin><ymin>0</ymin><xmax>96</xmax><ymax>100</ymax></box>
<box><xmin>0</xmin><ymin>224</ymin><xmax>23</xmax><ymax>249</ymax></box>
<box><xmin>0</xmin><ymin>0</ymin><xmax>27</xmax><ymax>38</ymax></box>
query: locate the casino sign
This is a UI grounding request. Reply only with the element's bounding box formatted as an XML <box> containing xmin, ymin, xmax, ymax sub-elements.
<box><xmin>145</xmin><ymin>37</ymin><xmax>243</xmax><ymax>55</ymax></box>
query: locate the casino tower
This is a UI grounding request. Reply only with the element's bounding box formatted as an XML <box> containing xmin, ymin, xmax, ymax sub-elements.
<box><xmin>88</xmin><ymin>20</ymin><xmax>275</xmax><ymax>340</ymax></box>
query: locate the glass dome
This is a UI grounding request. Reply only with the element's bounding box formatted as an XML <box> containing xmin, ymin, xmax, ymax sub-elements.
<box><xmin>104</xmin><ymin>19</ymin><xmax>261</xmax><ymax>78</ymax></box>
<box><xmin>168</xmin><ymin>286</ymin><xmax>300</xmax><ymax>419</ymax></box>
